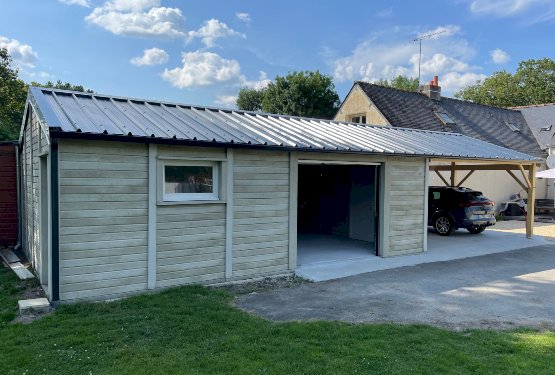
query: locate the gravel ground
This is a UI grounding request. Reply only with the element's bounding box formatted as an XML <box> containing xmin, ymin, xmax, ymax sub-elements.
<box><xmin>491</xmin><ymin>220</ymin><xmax>555</xmax><ymax>242</ymax></box>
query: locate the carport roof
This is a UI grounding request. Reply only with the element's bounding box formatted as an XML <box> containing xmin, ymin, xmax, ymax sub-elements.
<box><xmin>27</xmin><ymin>86</ymin><xmax>539</xmax><ymax>162</ymax></box>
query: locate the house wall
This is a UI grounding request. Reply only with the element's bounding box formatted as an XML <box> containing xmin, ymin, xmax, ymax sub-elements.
<box><xmin>430</xmin><ymin>167</ymin><xmax>548</xmax><ymax>212</ymax></box>
<box><xmin>21</xmin><ymin>108</ymin><xmax>49</xmax><ymax>276</ymax></box>
<box><xmin>334</xmin><ymin>85</ymin><xmax>390</xmax><ymax>125</ymax></box>
<box><xmin>0</xmin><ymin>143</ymin><xmax>18</xmax><ymax>247</ymax></box>
<box><xmin>50</xmin><ymin>139</ymin><xmax>427</xmax><ymax>302</ymax></box>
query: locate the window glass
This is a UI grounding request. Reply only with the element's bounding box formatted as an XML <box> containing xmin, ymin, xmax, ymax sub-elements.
<box><xmin>433</xmin><ymin>191</ymin><xmax>441</xmax><ymax>200</ymax></box>
<box><xmin>164</xmin><ymin>165</ymin><xmax>213</xmax><ymax>194</ymax></box>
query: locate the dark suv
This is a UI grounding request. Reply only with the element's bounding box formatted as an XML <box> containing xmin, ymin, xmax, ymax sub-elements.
<box><xmin>428</xmin><ymin>186</ymin><xmax>496</xmax><ymax>236</ymax></box>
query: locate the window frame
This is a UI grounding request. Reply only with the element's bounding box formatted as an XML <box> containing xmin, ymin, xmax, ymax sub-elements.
<box><xmin>434</xmin><ymin>111</ymin><xmax>456</xmax><ymax>126</ymax></box>
<box><xmin>161</xmin><ymin>160</ymin><xmax>220</xmax><ymax>202</ymax></box>
<box><xmin>350</xmin><ymin>114</ymin><xmax>367</xmax><ymax>124</ymax></box>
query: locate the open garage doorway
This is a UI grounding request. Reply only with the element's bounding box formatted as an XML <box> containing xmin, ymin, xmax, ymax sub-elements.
<box><xmin>297</xmin><ymin>163</ymin><xmax>380</xmax><ymax>266</ymax></box>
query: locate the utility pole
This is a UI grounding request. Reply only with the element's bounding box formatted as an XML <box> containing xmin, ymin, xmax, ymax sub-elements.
<box><xmin>413</xmin><ymin>30</ymin><xmax>446</xmax><ymax>86</ymax></box>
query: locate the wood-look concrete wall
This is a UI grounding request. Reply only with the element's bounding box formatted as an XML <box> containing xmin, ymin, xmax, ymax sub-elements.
<box><xmin>44</xmin><ymin>139</ymin><xmax>428</xmax><ymax>301</ymax></box>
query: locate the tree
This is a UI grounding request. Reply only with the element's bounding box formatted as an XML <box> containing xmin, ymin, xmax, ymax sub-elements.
<box><xmin>236</xmin><ymin>71</ymin><xmax>340</xmax><ymax>119</ymax></box>
<box><xmin>31</xmin><ymin>80</ymin><xmax>93</xmax><ymax>93</ymax></box>
<box><xmin>236</xmin><ymin>87</ymin><xmax>265</xmax><ymax>111</ymax></box>
<box><xmin>455</xmin><ymin>58</ymin><xmax>555</xmax><ymax>107</ymax></box>
<box><xmin>0</xmin><ymin>49</ymin><xmax>94</xmax><ymax>140</ymax></box>
<box><xmin>374</xmin><ymin>75</ymin><xmax>419</xmax><ymax>91</ymax></box>
<box><xmin>0</xmin><ymin>48</ymin><xmax>28</xmax><ymax>140</ymax></box>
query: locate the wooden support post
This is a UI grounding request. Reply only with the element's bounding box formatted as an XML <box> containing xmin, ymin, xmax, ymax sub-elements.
<box><xmin>456</xmin><ymin>170</ymin><xmax>475</xmax><ymax>187</ymax></box>
<box><xmin>434</xmin><ymin>170</ymin><xmax>450</xmax><ymax>186</ymax></box>
<box><xmin>450</xmin><ymin>162</ymin><xmax>456</xmax><ymax>187</ymax></box>
<box><xmin>506</xmin><ymin>169</ymin><xmax>528</xmax><ymax>191</ymax></box>
<box><xmin>526</xmin><ymin>163</ymin><xmax>536</xmax><ymax>238</ymax></box>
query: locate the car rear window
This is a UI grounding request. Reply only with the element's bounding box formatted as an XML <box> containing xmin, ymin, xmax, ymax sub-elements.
<box><xmin>466</xmin><ymin>191</ymin><xmax>486</xmax><ymax>201</ymax></box>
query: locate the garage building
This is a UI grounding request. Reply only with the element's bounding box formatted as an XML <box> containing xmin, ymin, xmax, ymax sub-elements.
<box><xmin>20</xmin><ymin>87</ymin><xmax>538</xmax><ymax>302</ymax></box>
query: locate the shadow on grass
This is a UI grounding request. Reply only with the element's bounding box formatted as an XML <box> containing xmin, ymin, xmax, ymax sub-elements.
<box><xmin>0</xmin><ymin>272</ymin><xmax>554</xmax><ymax>375</ymax></box>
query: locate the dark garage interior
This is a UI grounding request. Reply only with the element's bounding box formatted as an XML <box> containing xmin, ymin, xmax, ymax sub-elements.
<box><xmin>297</xmin><ymin>164</ymin><xmax>379</xmax><ymax>265</ymax></box>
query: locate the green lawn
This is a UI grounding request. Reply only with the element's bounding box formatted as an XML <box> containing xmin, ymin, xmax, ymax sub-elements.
<box><xmin>1</xmin><ymin>266</ymin><xmax>555</xmax><ymax>374</ymax></box>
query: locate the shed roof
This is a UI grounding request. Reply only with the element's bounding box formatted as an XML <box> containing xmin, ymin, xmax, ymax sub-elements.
<box><xmin>27</xmin><ymin>86</ymin><xmax>538</xmax><ymax>162</ymax></box>
<box><xmin>354</xmin><ymin>82</ymin><xmax>543</xmax><ymax>158</ymax></box>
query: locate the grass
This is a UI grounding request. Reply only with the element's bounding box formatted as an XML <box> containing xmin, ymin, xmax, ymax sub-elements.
<box><xmin>1</xmin><ymin>266</ymin><xmax>555</xmax><ymax>374</ymax></box>
<box><xmin>0</xmin><ymin>263</ymin><xmax>38</xmax><ymax>324</ymax></box>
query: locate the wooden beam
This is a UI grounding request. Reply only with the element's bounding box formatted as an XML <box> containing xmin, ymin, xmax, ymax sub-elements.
<box><xmin>430</xmin><ymin>164</ymin><xmax>529</xmax><ymax>171</ymax></box>
<box><xmin>450</xmin><ymin>162</ymin><xmax>456</xmax><ymax>187</ymax></box>
<box><xmin>526</xmin><ymin>163</ymin><xmax>537</xmax><ymax>238</ymax></box>
<box><xmin>434</xmin><ymin>170</ymin><xmax>450</xmax><ymax>186</ymax></box>
<box><xmin>456</xmin><ymin>170</ymin><xmax>475</xmax><ymax>187</ymax></box>
<box><xmin>506</xmin><ymin>170</ymin><xmax>528</xmax><ymax>191</ymax></box>
<box><xmin>431</xmin><ymin>158</ymin><xmax>537</xmax><ymax>166</ymax></box>
<box><xmin>519</xmin><ymin>164</ymin><xmax>532</xmax><ymax>189</ymax></box>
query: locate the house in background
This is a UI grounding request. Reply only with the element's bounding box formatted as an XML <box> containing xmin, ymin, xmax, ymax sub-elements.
<box><xmin>19</xmin><ymin>87</ymin><xmax>537</xmax><ymax>303</ymax></box>
<box><xmin>334</xmin><ymin>77</ymin><xmax>548</xmax><ymax>209</ymax></box>
<box><xmin>515</xmin><ymin>103</ymin><xmax>555</xmax><ymax>199</ymax></box>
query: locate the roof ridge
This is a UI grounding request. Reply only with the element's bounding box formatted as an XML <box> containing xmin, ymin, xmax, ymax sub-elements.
<box><xmin>510</xmin><ymin>103</ymin><xmax>555</xmax><ymax>109</ymax></box>
<box><xmin>355</xmin><ymin>81</ymin><xmax>521</xmax><ymax>112</ymax></box>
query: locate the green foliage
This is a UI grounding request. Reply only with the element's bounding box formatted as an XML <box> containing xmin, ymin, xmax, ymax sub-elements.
<box><xmin>1</xmin><ymin>269</ymin><xmax>555</xmax><ymax>374</ymax></box>
<box><xmin>0</xmin><ymin>48</ymin><xmax>28</xmax><ymax>140</ymax></box>
<box><xmin>30</xmin><ymin>80</ymin><xmax>93</xmax><ymax>93</ymax></box>
<box><xmin>236</xmin><ymin>87</ymin><xmax>265</xmax><ymax>111</ymax></box>
<box><xmin>374</xmin><ymin>75</ymin><xmax>419</xmax><ymax>91</ymax></box>
<box><xmin>236</xmin><ymin>71</ymin><xmax>340</xmax><ymax>119</ymax></box>
<box><xmin>0</xmin><ymin>48</ymin><xmax>94</xmax><ymax>141</ymax></box>
<box><xmin>455</xmin><ymin>58</ymin><xmax>555</xmax><ymax>107</ymax></box>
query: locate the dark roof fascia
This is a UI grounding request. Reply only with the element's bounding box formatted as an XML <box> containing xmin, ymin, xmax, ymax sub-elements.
<box><xmin>49</xmin><ymin>130</ymin><xmax>540</xmax><ymax>164</ymax></box>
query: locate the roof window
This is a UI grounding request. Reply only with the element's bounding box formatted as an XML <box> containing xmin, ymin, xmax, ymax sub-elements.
<box><xmin>434</xmin><ymin>111</ymin><xmax>456</xmax><ymax>125</ymax></box>
<box><xmin>505</xmin><ymin>122</ymin><xmax>520</xmax><ymax>132</ymax></box>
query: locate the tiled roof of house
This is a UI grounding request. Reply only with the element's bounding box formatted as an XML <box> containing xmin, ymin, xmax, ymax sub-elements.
<box><xmin>356</xmin><ymin>82</ymin><xmax>545</xmax><ymax>158</ymax></box>
<box><xmin>514</xmin><ymin>103</ymin><xmax>555</xmax><ymax>150</ymax></box>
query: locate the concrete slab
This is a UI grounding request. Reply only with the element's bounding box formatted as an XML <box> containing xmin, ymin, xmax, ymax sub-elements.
<box><xmin>11</xmin><ymin>263</ymin><xmax>35</xmax><ymax>280</ymax></box>
<box><xmin>18</xmin><ymin>298</ymin><xmax>51</xmax><ymax>314</ymax></box>
<box><xmin>296</xmin><ymin>229</ymin><xmax>550</xmax><ymax>282</ymax></box>
<box><xmin>0</xmin><ymin>248</ymin><xmax>19</xmax><ymax>264</ymax></box>
<box><xmin>238</xmin><ymin>245</ymin><xmax>555</xmax><ymax>329</ymax></box>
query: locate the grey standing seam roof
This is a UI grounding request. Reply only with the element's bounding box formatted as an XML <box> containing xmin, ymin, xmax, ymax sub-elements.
<box><xmin>27</xmin><ymin>86</ymin><xmax>538</xmax><ymax>162</ymax></box>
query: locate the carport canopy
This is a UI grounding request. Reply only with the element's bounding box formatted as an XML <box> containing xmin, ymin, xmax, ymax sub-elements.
<box><xmin>429</xmin><ymin>159</ymin><xmax>539</xmax><ymax>238</ymax></box>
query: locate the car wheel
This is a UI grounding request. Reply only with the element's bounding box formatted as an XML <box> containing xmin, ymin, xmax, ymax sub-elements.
<box><xmin>467</xmin><ymin>226</ymin><xmax>486</xmax><ymax>234</ymax></box>
<box><xmin>434</xmin><ymin>215</ymin><xmax>453</xmax><ymax>236</ymax></box>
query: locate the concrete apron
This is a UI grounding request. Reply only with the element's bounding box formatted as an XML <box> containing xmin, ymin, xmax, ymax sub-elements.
<box><xmin>296</xmin><ymin>229</ymin><xmax>551</xmax><ymax>282</ymax></box>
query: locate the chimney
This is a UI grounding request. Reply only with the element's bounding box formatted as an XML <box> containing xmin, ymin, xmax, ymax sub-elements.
<box><xmin>420</xmin><ymin>75</ymin><xmax>441</xmax><ymax>100</ymax></box>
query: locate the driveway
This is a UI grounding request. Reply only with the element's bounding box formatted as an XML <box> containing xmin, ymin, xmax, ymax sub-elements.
<box><xmin>237</xmin><ymin>244</ymin><xmax>555</xmax><ymax>330</ymax></box>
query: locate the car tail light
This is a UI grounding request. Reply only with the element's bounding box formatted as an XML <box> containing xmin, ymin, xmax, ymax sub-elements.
<box><xmin>462</xmin><ymin>201</ymin><xmax>493</xmax><ymax>207</ymax></box>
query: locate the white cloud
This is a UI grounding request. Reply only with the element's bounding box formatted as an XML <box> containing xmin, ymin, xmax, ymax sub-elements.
<box><xmin>491</xmin><ymin>48</ymin><xmax>510</xmax><ymax>64</ymax></box>
<box><xmin>469</xmin><ymin>0</ymin><xmax>555</xmax><ymax>22</ymax></box>
<box><xmin>242</xmin><ymin>71</ymin><xmax>271</xmax><ymax>90</ymax></box>
<box><xmin>85</xmin><ymin>0</ymin><xmax>185</xmax><ymax>38</ymax></box>
<box><xmin>131</xmin><ymin>47</ymin><xmax>169</xmax><ymax>66</ymax></box>
<box><xmin>215</xmin><ymin>95</ymin><xmax>238</xmax><ymax>107</ymax></box>
<box><xmin>187</xmin><ymin>19</ymin><xmax>244</xmax><ymax>48</ymax></box>
<box><xmin>439</xmin><ymin>72</ymin><xmax>486</xmax><ymax>91</ymax></box>
<box><xmin>332</xmin><ymin>25</ymin><xmax>483</xmax><ymax>94</ymax></box>
<box><xmin>235</xmin><ymin>12</ymin><xmax>251</xmax><ymax>23</ymax></box>
<box><xmin>58</xmin><ymin>0</ymin><xmax>90</xmax><ymax>7</ymax></box>
<box><xmin>161</xmin><ymin>51</ymin><xmax>242</xmax><ymax>88</ymax></box>
<box><xmin>470</xmin><ymin>0</ymin><xmax>537</xmax><ymax>16</ymax></box>
<box><xmin>0</xmin><ymin>36</ymin><xmax>38</xmax><ymax>68</ymax></box>
<box><xmin>376</xmin><ymin>7</ymin><xmax>393</xmax><ymax>18</ymax></box>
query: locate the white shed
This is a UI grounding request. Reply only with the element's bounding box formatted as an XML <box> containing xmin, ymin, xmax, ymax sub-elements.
<box><xmin>20</xmin><ymin>87</ymin><xmax>538</xmax><ymax>302</ymax></box>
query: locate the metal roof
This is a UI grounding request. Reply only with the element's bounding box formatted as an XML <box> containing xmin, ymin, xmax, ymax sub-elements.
<box><xmin>27</xmin><ymin>86</ymin><xmax>538</xmax><ymax>161</ymax></box>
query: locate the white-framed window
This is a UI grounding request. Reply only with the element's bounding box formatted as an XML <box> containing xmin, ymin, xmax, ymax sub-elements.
<box><xmin>162</xmin><ymin>161</ymin><xmax>219</xmax><ymax>201</ymax></box>
<box><xmin>350</xmin><ymin>114</ymin><xmax>367</xmax><ymax>124</ymax></box>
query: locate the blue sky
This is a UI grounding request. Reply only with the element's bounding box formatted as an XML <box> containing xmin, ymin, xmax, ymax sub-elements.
<box><xmin>1</xmin><ymin>0</ymin><xmax>555</xmax><ymax>107</ymax></box>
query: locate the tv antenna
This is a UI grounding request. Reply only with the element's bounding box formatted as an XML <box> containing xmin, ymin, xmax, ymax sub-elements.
<box><xmin>413</xmin><ymin>30</ymin><xmax>446</xmax><ymax>85</ymax></box>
